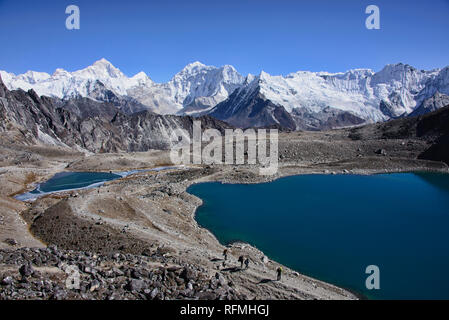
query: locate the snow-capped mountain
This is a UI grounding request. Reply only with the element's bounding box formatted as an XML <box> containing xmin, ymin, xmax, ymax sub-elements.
<box><xmin>1</xmin><ymin>60</ymin><xmax>448</xmax><ymax>130</ymax></box>
<box><xmin>209</xmin><ymin>63</ymin><xmax>449</xmax><ymax>129</ymax></box>
<box><xmin>127</xmin><ymin>61</ymin><xmax>245</xmax><ymax>115</ymax></box>
<box><xmin>0</xmin><ymin>58</ymin><xmax>152</xmax><ymax>99</ymax></box>
<box><xmin>0</xmin><ymin>59</ymin><xmax>244</xmax><ymax>115</ymax></box>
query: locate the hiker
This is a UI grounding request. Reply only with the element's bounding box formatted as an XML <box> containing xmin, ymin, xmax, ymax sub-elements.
<box><xmin>244</xmin><ymin>258</ymin><xmax>250</xmax><ymax>269</ymax></box>
<box><xmin>238</xmin><ymin>256</ymin><xmax>244</xmax><ymax>268</ymax></box>
<box><xmin>277</xmin><ymin>267</ymin><xmax>283</xmax><ymax>281</ymax></box>
<box><xmin>223</xmin><ymin>249</ymin><xmax>228</xmax><ymax>261</ymax></box>
<box><xmin>261</xmin><ymin>255</ymin><xmax>268</xmax><ymax>272</ymax></box>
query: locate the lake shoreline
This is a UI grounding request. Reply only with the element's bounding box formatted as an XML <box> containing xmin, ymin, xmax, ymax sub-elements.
<box><xmin>7</xmin><ymin>158</ymin><xmax>449</xmax><ymax>299</ymax></box>
<box><xmin>186</xmin><ymin>167</ymin><xmax>449</xmax><ymax>300</ymax></box>
<box><xmin>1</xmin><ymin>129</ymin><xmax>448</xmax><ymax>299</ymax></box>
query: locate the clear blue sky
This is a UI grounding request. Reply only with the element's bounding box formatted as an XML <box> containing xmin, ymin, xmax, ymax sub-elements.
<box><xmin>0</xmin><ymin>0</ymin><xmax>448</xmax><ymax>82</ymax></box>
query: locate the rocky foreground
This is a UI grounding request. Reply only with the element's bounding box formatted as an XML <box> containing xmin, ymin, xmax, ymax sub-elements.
<box><xmin>0</xmin><ymin>246</ymin><xmax>245</xmax><ymax>300</ymax></box>
<box><xmin>1</xmin><ymin>106</ymin><xmax>448</xmax><ymax>300</ymax></box>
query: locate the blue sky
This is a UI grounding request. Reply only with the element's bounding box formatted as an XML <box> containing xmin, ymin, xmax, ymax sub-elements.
<box><xmin>0</xmin><ymin>0</ymin><xmax>448</xmax><ymax>82</ymax></box>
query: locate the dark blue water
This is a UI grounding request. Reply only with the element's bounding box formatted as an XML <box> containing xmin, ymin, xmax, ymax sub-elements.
<box><xmin>15</xmin><ymin>171</ymin><xmax>121</xmax><ymax>201</ymax></box>
<box><xmin>188</xmin><ymin>173</ymin><xmax>449</xmax><ymax>299</ymax></box>
<box><xmin>15</xmin><ymin>166</ymin><xmax>182</xmax><ymax>201</ymax></box>
<box><xmin>33</xmin><ymin>171</ymin><xmax>121</xmax><ymax>193</ymax></box>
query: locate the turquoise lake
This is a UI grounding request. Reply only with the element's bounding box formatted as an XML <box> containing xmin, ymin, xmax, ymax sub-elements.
<box><xmin>15</xmin><ymin>171</ymin><xmax>121</xmax><ymax>201</ymax></box>
<box><xmin>15</xmin><ymin>166</ymin><xmax>179</xmax><ymax>201</ymax></box>
<box><xmin>187</xmin><ymin>173</ymin><xmax>449</xmax><ymax>299</ymax></box>
<box><xmin>33</xmin><ymin>171</ymin><xmax>121</xmax><ymax>193</ymax></box>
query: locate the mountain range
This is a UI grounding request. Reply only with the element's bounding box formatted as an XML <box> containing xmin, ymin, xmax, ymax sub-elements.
<box><xmin>0</xmin><ymin>76</ymin><xmax>230</xmax><ymax>153</ymax></box>
<box><xmin>1</xmin><ymin>59</ymin><xmax>449</xmax><ymax>130</ymax></box>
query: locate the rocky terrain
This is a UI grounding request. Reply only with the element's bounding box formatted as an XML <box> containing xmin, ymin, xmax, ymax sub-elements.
<box><xmin>1</xmin><ymin>70</ymin><xmax>449</xmax><ymax>300</ymax></box>
<box><xmin>1</xmin><ymin>111</ymin><xmax>448</xmax><ymax>299</ymax></box>
<box><xmin>0</xmin><ymin>163</ymin><xmax>358</xmax><ymax>300</ymax></box>
<box><xmin>347</xmin><ymin>105</ymin><xmax>449</xmax><ymax>165</ymax></box>
<box><xmin>0</xmin><ymin>246</ymin><xmax>247</xmax><ymax>300</ymax></box>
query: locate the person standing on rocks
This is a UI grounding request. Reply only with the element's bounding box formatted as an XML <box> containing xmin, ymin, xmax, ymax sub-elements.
<box><xmin>277</xmin><ymin>267</ymin><xmax>283</xmax><ymax>281</ymax></box>
<box><xmin>261</xmin><ymin>255</ymin><xmax>268</xmax><ymax>272</ymax></box>
<box><xmin>244</xmin><ymin>258</ymin><xmax>250</xmax><ymax>270</ymax></box>
<box><xmin>223</xmin><ymin>249</ymin><xmax>228</xmax><ymax>261</ymax></box>
<box><xmin>238</xmin><ymin>256</ymin><xmax>244</xmax><ymax>269</ymax></box>
<box><xmin>222</xmin><ymin>249</ymin><xmax>228</xmax><ymax>268</ymax></box>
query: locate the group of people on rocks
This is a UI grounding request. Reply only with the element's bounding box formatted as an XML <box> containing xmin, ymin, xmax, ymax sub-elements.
<box><xmin>221</xmin><ymin>249</ymin><xmax>283</xmax><ymax>281</ymax></box>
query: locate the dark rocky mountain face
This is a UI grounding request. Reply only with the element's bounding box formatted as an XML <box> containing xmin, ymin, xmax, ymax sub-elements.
<box><xmin>291</xmin><ymin>106</ymin><xmax>365</xmax><ymax>131</ymax></box>
<box><xmin>81</xmin><ymin>80</ymin><xmax>155</xmax><ymax>115</ymax></box>
<box><xmin>208</xmin><ymin>85</ymin><xmax>366</xmax><ymax>131</ymax></box>
<box><xmin>348</xmin><ymin>104</ymin><xmax>449</xmax><ymax>164</ymax></box>
<box><xmin>409</xmin><ymin>92</ymin><xmax>449</xmax><ymax>117</ymax></box>
<box><xmin>57</xmin><ymin>96</ymin><xmax>122</xmax><ymax>120</ymax></box>
<box><xmin>209</xmin><ymin>87</ymin><xmax>297</xmax><ymax>130</ymax></box>
<box><xmin>0</xmin><ymin>77</ymin><xmax>231</xmax><ymax>153</ymax></box>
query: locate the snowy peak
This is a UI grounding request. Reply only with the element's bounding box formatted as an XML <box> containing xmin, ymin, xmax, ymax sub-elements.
<box><xmin>210</xmin><ymin>63</ymin><xmax>449</xmax><ymax>128</ymax></box>
<box><xmin>180</xmin><ymin>61</ymin><xmax>208</xmax><ymax>72</ymax></box>
<box><xmin>159</xmin><ymin>61</ymin><xmax>245</xmax><ymax>114</ymax></box>
<box><xmin>128</xmin><ymin>71</ymin><xmax>152</xmax><ymax>87</ymax></box>
<box><xmin>52</xmin><ymin>68</ymin><xmax>70</xmax><ymax>78</ymax></box>
<box><xmin>73</xmin><ymin>58</ymin><xmax>127</xmax><ymax>82</ymax></box>
<box><xmin>1</xmin><ymin>60</ymin><xmax>448</xmax><ymax>125</ymax></box>
<box><xmin>372</xmin><ymin>63</ymin><xmax>424</xmax><ymax>85</ymax></box>
<box><xmin>0</xmin><ymin>58</ymin><xmax>154</xmax><ymax>99</ymax></box>
<box><xmin>17</xmin><ymin>70</ymin><xmax>51</xmax><ymax>84</ymax></box>
<box><xmin>86</xmin><ymin>58</ymin><xmax>124</xmax><ymax>78</ymax></box>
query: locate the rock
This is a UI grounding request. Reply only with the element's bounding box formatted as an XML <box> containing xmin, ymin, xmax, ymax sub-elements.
<box><xmin>3</xmin><ymin>238</ymin><xmax>18</xmax><ymax>246</ymax></box>
<box><xmin>131</xmin><ymin>269</ymin><xmax>143</xmax><ymax>279</ymax></box>
<box><xmin>209</xmin><ymin>278</ymin><xmax>219</xmax><ymax>289</ymax></box>
<box><xmin>19</xmin><ymin>263</ymin><xmax>34</xmax><ymax>277</ymax></box>
<box><xmin>112</xmin><ymin>267</ymin><xmax>124</xmax><ymax>276</ymax></box>
<box><xmin>89</xmin><ymin>280</ymin><xmax>101</xmax><ymax>292</ymax></box>
<box><xmin>180</xmin><ymin>267</ymin><xmax>196</xmax><ymax>282</ymax></box>
<box><xmin>48</xmin><ymin>245</ymin><xmax>58</xmax><ymax>253</ymax></box>
<box><xmin>375</xmin><ymin>149</ymin><xmax>387</xmax><ymax>156</ymax></box>
<box><xmin>125</xmin><ymin>279</ymin><xmax>146</xmax><ymax>292</ymax></box>
<box><xmin>33</xmin><ymin>256</ymin><xmax>43</xmax><ymax>267</ymax></box>
<box><xmin>149</xmin><ymin>287</ymin><xmax>159</xmax><ymax>299</ymax></box>
<box><xmin>1</xmin><ymin>276</ymin><xmax>14</xmax><ymax>286</ymax></box>
<box><xmin>215</xmin><ymin>273</ymin><xmax>226</xmax><ymax>287</ymax></box>
<box><xmin>196</xmin><ymin>291</ymin><xmax>217</xmax><ymax>300</ymax></box>
<box><xmin>141</xmin><ymin>248</ymin><xmax>152</xmax><ymax>257</ymax></box>
<box><xmin>50</xmin><ymin>289</ymin><xmax>68</xmax><ymax>300</ymax></box>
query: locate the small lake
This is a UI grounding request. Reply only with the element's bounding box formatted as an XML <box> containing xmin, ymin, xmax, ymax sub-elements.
<box><xmin>188</xmin><ymin>173</ymin><xmax>449</xmax><ymax>299</ymax></box>
<box><xmin>15</xmin><ymin>166</ymin><xmax>181</xmax><ymax>201</ymax></box>
<box><xmin>15</xmin><ymin>171</ymin><xmax>122</xmax><ymax>201</ymax></box>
